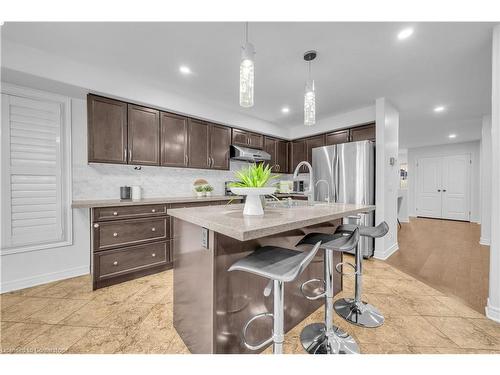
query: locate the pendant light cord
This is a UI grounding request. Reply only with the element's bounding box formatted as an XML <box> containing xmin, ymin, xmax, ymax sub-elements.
<box><xmin>245</xmin><ymin>22</ymin><xmax>249</xmax><ymax>44</ymax></box>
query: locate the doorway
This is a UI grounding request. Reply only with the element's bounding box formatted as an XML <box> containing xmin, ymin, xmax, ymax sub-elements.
<box><xmin>416</xmin><ymin>154</ymin><xmax>471</xmax><ymax>221</ymax></box>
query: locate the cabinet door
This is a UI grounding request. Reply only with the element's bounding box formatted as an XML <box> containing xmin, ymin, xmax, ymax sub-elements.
<box><xmin>128</xmin><ymin>104</ymin><xmax>160</xmax><ymax>165</ymax></box>
<box><xmin>209</xmin><ymin>124</ymin><xmax>231</xmax><ymax>170</ymax></box>
<box><xmin>187</xmin><ymin>119</ymin><xmax>210</xmax><ymax>169</ymax></box>
<box><xmin>306</xmin><ymin>134</ymin><xmax>326</xmax><ymax>165</ymax></box>
<box><xmin>87</xmin><ymin>95</ymin><xmax>128</xmax><ymax>164</ymax></box>
<box><xmin>277</xmin><ymin>140</ymin><xmax>289</xmax><ymax>173</ymax></box>
<box><xmin>248</xmin><ymin>132</ymin><xmax>264</xmax><ymax>149</ymax></box>
<box><xmin>160</xmin><ymin>112</ymin><xmax>188</xmax><ymax>167</ymax></box>
<box><xmin>232</xmin><ymin>129</ymin><xmax>249</xmax><ymax>147</ymax></box>
<box><xmin>264</xmin><ymin>136</ymin><xmax>278</xmax><ymax>171</ymax></box>
<box><xmin>326</xmin><ymin>130</ymin><xmax>349</xmax><ymax>146</ymax></box>
<box><xmin>290</xmin><ymin>139</ymin><xmax>307</xmax><ymax>173</ymax></box>
<box><xmin>350</xmin><ymin>124</ymin><xmax>376</xmax><ymax>142</ymax></box>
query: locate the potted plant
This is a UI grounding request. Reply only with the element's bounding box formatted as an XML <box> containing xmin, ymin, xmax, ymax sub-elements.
<box><xmin>229</xmin><ymin>163</ymin><xmax>279</xmax><ymax>216</ymax></box>
<box><xmin>203</xmin><ymin>185</ymin><xmax>214</xmax><ymax>197</ymax></box>
<box><xmin>194</xmin><ymin>185</ymin><xmax>205</xmax><ymax>197</ymax></box>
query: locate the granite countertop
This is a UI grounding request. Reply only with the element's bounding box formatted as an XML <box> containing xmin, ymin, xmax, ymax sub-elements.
<box><xmin>71</xmin><ymin>195</ymin><xmax>242</xmax><ymax>208</ymax></box>
<box><xmin>167</xmin><ymin>202</ymin><xmax>375</xmax><ymax>241</ymax></box>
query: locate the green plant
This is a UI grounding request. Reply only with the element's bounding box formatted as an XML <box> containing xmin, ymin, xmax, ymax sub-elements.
<box><xmin>203</xmin><ymin>185</ymin><xmax>214</xmax><ymax>192</ymax></box>
<box><xmin>229</xmin><ymin>163</ymin><xmax>279</xmax><ymax>188</ymax></box>
<box><xmin>194</xmin><ymin>185</ymin><xmax>205</xmax><ymax>193</ymax></box>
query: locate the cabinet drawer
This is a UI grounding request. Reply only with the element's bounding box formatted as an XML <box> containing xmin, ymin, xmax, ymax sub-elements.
<box><xmin>93</xmin><ymin>204</ymin><xmax>167</xmax><ymax>221</ymax></box>
<box><xmin>94</xmin><ymin>217</ymin><xmax>169</xmax><ymax>251</ymax></box>
<box><xmin>97</xmin><ymin>241</ymin><xmax>169</xmax><ymax>280</ymax></box>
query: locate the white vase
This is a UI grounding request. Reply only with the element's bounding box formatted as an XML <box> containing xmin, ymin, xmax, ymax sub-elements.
<box><xmin>205</xmin><ymin>192</ymin><xmax>212</xmax><ymax>197</ymax></box>
<box><xmin>196</xmin><ymin>191</ymin><xmax>205</xmax><ymax>197</ymax></box>
<box><xmin>230</xmin><ymin>187</ymin><xmax>277</xmax><ymax>216</ymax></box>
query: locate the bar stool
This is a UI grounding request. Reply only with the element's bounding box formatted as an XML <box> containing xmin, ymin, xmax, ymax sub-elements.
<box><xmin>296</xmin><ymin>228</ymin><xmax>360</xmax><ymax>354</ymax></box>
<box><xmin>228</xmin><ymin>241</ymin><xmax>322</xmax><ymax>354</ymax></box>
<box><xmin>333</xmin><ymin>221</ymin><xmax>389</xmax><ymax>328</ymax></box>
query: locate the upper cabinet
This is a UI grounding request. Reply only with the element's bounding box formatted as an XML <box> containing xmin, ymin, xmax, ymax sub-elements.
<box><xmin>187</xmin><ymin>119</ymin><xmax>210</xmax><ymax>169</ymax></box>
<box><xmin>350</xmin><ymin>123</ymin><xmax>376</xmax><ymax>142</ymax></box>
<box><xmin>128</xmin><ymin>104</ymin><xmax>160</xmax><ymax>166</ymax></box>
<box><xmin>232</xmin><ymin>129</ymin><xmax>264</xmax><ymax>149</ymax></box>
<box><xmin>290</xmin><ymin>139</ymin><xmax>307</xmax><ymax>173</ymax></box>
<box><xmin>277</xmin><ymin>140</ymin><xmax>289</xmax><ymax>173</ymax></box>
<box><xmin>160</xmin><ymin>112</ymin><xmax>188</xmax><ymax>167</ymax></box>
<box><xmin>263</xmin><ymin>136</ymin><xmax>278</xmax><ymax>171</ymax></box>
<box><xmin>326</xmin><ymin>130</ymin><xmax>350</xmax><ymax>146</ymax></box>
<box><xmin>88</xmin><ymin>95</ymin><xmax>128</xmax><ymax>164</ymax></box>
<box><xmin>209</xmin><ymin>123</ymin><xmax>231</xmax><ymax>170</ymax></box>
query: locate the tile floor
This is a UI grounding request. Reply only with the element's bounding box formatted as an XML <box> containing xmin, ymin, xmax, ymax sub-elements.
<box><xmin>1</xmin><ymin>255</ymin><xmax>500</xmax><ymax>354</ymax></box>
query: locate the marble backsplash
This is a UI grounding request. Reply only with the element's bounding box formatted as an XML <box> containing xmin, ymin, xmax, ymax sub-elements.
<box><xmin>73</xmin><ymin>161</ymin><xmax>295</xmax><ymax>200</ymax></box>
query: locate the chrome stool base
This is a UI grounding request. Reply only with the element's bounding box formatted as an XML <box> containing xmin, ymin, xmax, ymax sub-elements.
<box><xmin>334</xmin><ymin>298</ymin><xmax>384</xmax><ymax>328</ymax></box>
<box><xmin>300</xmin><ymin>323</ymin><xmax>360</xmax><ymax>354</ymax></box>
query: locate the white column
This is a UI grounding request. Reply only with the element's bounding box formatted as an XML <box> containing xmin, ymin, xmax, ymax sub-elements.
<box><xmin>374</xmin><ymin>98</ymin><xmax>400</xmax><ymax>260</ymax></box>
<box><xmin>487</xmin><ymin>25</ymin><xmax>500</xmax><ymax>322</ymax></box>
<box><xmin>480</xmin><ymin>115</ymin><xmax>492</xmax><ymax>245</ymax></box>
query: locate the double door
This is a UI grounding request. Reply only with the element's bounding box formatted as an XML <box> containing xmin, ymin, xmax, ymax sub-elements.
<box><xmin>416</xmin><ymin>154</ymin><xmax>470</xmax><ymax>221</ymax></box>
<box><xmin>263</xmin><ymin>136</ymin><xmax>288</xmax><ymax>172</ymax></box>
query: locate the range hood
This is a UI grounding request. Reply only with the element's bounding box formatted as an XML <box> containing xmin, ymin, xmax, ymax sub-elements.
<box><xmin>230</xmin><ymin>145</ymin><xmax>271</xmax><ymax>162</ymax></box>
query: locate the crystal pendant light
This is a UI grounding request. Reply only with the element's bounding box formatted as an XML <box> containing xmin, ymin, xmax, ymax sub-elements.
<box><xmin>240</xmin><ymin>22</ymin><xmax>255</xmax><ymax>107</ymax></box>
<box><xmin>303</xmin><ymin>50</ymin><xmax>317</xmax><ymax>126</ymax></box>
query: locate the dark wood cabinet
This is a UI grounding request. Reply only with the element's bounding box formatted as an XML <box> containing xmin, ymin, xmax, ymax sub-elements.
<box><xmin>187</xmin><ymin>119</ymin><xmax>210</xmax><ymax>169</ymax></box>
<box><xmin>264</xmin><ymin>136</ymin><xmax>278</xmax><ymax>171</ymax></box>
<box><xmin>350</xmin><ymin>123</ymin><xmax>376</xmax><ymax>142</ymax></box>
<box><xmin>326</xmin><ymin>130</ymin><xmax>350</xmax><ymax>146</ymax></box>
<box><xmin>88</xmin><ymin>95</ymin><xmax>128</xmax><ymax>164</ymax></box>
<box><xmin>277</xmin><ymin>140</ymin><xmax>289</xmax><ymax>174</ymax></box>
<box><xmin>290</xmin><ymin>139</ymin><xmax>307</xmax><ymax>173</ymax></box>
<box><xmin>232</xmin><ymin>129</ymin><xmax>263</xmax><ymax>149</ymax></box>
<box><xmin>209</xmin><ymin>123</ymin><xmax>231</xmax><ymax>170</ymax></box>
<box><xmin>127</xmin><ymin>104</ymin><xmax>160</xmax><ymax>165</ymax></box>
<box><xmin>160</xmin><ymin>112</ymin><xmax>188</xmax><ymax>167</ymax></box>
<box><xmin>306</xmin><ymin>134</ymin><xmax>326</xmax><ymax>165</ymax></box>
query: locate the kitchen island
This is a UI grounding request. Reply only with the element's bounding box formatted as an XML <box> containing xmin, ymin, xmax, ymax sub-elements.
<box><xmin>167</xmin><ymin>201</ymin><xmax>375</xmax><ymax>354</ymax></box>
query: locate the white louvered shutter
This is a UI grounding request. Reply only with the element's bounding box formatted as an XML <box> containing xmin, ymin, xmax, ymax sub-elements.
<box><xmin>1</xmin><ymin>91</ymin><xmax>70</xmax><ymax>251</ymax></box>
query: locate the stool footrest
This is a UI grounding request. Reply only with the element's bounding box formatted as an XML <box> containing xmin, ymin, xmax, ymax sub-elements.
<box><xmin>335</xmin><ymin>261</ymin><xmax>357</xmax><ymax>277</ymax></box>
<box><xmin>300</xmin><ymin>278</ymin><xmax>326</xmax><ymax>300</ymax></box>
<box><xmin>242</xmin><ymin>312</ymin><xmax>274</xmax><ymax>351</ymax></box>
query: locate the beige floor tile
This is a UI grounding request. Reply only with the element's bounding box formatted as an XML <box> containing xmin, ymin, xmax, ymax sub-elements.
<box><xmin>61</xmin><ymin>299</ymin><xmax>120</xmax><ymax>327</ymax></box>
<box><xmin>400</xmin><ymin>295</ymin><xmax>460</xmax><ymax>317</ymax></box>
<box><xmin>0</xmin><ymin>322</ymin><xmax>52</xmax><ymax>353</ymax></box>
<box><xmin>433</xmin><ymin>296</ymin><xmax>487</xmax><ymax>319</ymax></box>
<box><xmin>363</xmin><ymin>293</ymin><xmax>419</xmax><ymax>318</ymax></box>
<box><xmin>424</xmin><ymin>316</ymin><xmax>500</xmax><ymax>350</ymax></box>
<box><xmin>22</xmin><ymin>325</ymin><xmax>91</xmax><ymax>354</ymax></box>
<box><xmin>66</xmin><ymin>327</ymin><xmax>130</xmax><ymax>354</ymax></box>
<box><xmin>35</xmin><ymin>275</ymin><xmax>94</xmax><ymax>300</ymax></box>
<box><xmin>360</xmin><ymin>343</ymin><xmax>414</xmax><ymax>354</ymax></box>
<box><xmin>130</xmin><ymin>284</ymin><xmax>171</xmax><ymax>305</ymax></box>
<box><xmin>467</xmin><ymin>318</ymin><xmax>500</xmax><ymax>340</ymax></box>
<box><xmin>409</xmin><ymin>346</ymin><xmax>500</xmax><ymax>354</ymax></box>
<box><xmin>101</xmin><ymin>301</ymin><xmax>155</xmax><ymax>329</ymax></box>
<box><xmin>1</xmin><ymin>295</ymin><xmax>25</xmax><ymax>312</ymax></box>
<box><xmin>25</xmin><ymin>299</ymin><xmax>89</xmax><ymax>325</ymax></box>
<box><xmin>5</xmin><ymin>281</ymin><xmax>59</xmax><ymax>297</ymax></box>
<box><xmin>1</xmin><ymin>297</ymin><xmax>52</xmax><ymax>322</ymax></box>
<box><xmin>1</xmin><ymin>321</ymin><xmax>15</xmax><ymax>331</ymax></box>
<box><xmin>380</xmin><ymin>278</ymin><xmax>443</xmax><ymax>297</ymax></box>
<box><xmin>92</xmin><ymin>281</ymin><xmax>146</xmax><ymax>303</ymax></box>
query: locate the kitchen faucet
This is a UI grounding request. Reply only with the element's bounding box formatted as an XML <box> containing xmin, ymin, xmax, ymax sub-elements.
<box><xmin>293</xmin><ymin>161</ymin><xmax>314</xmax><ymax>204</ymax></box>
<box><xmin>315</xmin><ymin>179</ymin><xmax>331</xmax><ymax>204</ymax></box>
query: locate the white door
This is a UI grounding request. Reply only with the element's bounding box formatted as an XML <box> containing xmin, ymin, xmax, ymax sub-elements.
<box><xmin>441</xmin><ymin>155</ymin><xmax>470</xmax><ymax>221</ymax></box>
<box><xmin>416</xmin><ymin>154</ymin><xmax>470</xmax><ymax>221</ymax></box>
<box><xmin>416</xmin><ymin>157</ymin><xmax>442</xmax><ymax>218</ymax></box>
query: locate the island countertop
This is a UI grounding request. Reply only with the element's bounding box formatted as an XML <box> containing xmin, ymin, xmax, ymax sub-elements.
<box><xmin>167</xmin><ymin>202</ymin><xmax>375</xmax><ymax>241</ymax></box>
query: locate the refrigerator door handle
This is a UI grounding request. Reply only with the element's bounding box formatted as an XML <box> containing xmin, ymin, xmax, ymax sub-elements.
<box><xmin>333</xmin><ymin>149</ymin><xmax>339</xmax><ymax>202</ymax></box>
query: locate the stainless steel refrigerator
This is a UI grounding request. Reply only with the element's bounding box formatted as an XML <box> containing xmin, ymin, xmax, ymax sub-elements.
<box><xmin>312</xmin><ymin>140</ymin><xmax>375</xmax><ymax>257</ymax></box>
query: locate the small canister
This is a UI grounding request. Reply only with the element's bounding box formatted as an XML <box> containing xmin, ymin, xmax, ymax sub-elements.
<box><xmin>120</xmin><ymin>186</ymin><xmax>131</xmax><ymax>200</ymax></box>
<box><xmin>131</xmin><ymin>186</ymin><xmax>142</xmax><ymax>201</ymax></box>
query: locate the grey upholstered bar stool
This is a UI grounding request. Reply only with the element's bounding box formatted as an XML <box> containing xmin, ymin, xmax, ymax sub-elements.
<box><xmin>296</xmin><ymin>228</ymin><xmax>360</xmax><ymax>354</ymax></box>
<box><xmin>228</xmin><ymin>241</ymin><xmax>322</xmax><ymax>354</ymax></box>
<box><xmin>333</xmin><ymin>221</ymin><xmax>389</xmax><ymax>328</ymax></box>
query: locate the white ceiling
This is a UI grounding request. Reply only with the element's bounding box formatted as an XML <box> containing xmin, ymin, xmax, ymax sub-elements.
<box><xmin>1</xmin><ymin>22</ymin><xmax>495</xmax><ymax>148</ymax></box>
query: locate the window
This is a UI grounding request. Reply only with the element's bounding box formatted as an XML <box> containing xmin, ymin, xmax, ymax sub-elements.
<box><xmin>1</xmin><ymin>84</ymin><xmax>72</xmax><ymax>254</ymax></box>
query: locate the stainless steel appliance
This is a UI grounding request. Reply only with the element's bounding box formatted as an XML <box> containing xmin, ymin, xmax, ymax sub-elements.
<box><xmin>230</xmin><ymin>145</ymin><xmax>271</xmax><ymax>162</ymax></box>
<box><xmin>312</xmin><ymin>140</ymin><xmax>375</xmax><ymax>257</ymax></box>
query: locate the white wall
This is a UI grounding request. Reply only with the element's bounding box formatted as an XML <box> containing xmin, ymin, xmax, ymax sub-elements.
<box><xmin>374</xmin><ymin>98</ymin><xmax>400</xmax><ymax>260</ymax></box>
<box><xmin>480</xmin><ymin>115</ymin><xmax>492</xmax><ymax>245</ymax></box>
<box><xmin>407</xmin><ymin>141</ymin><xmax>481</xmax><ymax>222</ymax></box>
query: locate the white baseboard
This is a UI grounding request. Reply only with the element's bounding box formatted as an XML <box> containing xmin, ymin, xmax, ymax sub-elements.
<box><xmin>480</xmin><ymin>237</ymin><xmax>491</xmax><ymax>246</ymax></box>
<box><xmin>0</xmin><ymin>265</ymin><xmax>89</xmax><ymax>293</ymax></box>
<box><xmin>398</xmin><ymin>217</ymin><xmax>410</xmax><ymax>223</ymax></box>
<box><xmin>374</xmin><ymin>242</ymin><xmax>399</xmax><ymax>260</ymax></box>
<box><xmin>486</xmin><ymin>298</ymin><xmax>500</xmax><ymax>323</ymax></box>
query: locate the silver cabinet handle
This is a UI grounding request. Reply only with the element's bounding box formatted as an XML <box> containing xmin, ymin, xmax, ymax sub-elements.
<box><xmin>184</xmin><ymin>154</ymin><xmax>188</xmax><ymax>165</ymax></box>
<box><xmin>151</xmin><ymin>209</ymin><xmax>156</xmax><ymax>213</ymax></box>
<box><xmin>124</xmin><ymin>148</ymin><xmax>127</xmax><ymax>162</ymax></box>
<box><xmin>129</xmin><ymin>148</ymin><xmax>132</xmax><ymax>162</ymax></box>
<box><xmin>113</xmin><ymin>232</ymin><xmax>118</xmax><ymax>237</ymax></box>
<box><xmin>151</xmin><ymin>227</ymin><xmax>156</xmax><ymax>232</ymax></box>
<box><xmin>211</xmin><ymin>157</ymin><xmax>215</xmax><ymax>167</ymax></box>
<box><xmin>113</xmin><ymin>211</ymin><xmax>118</xmax><ymax>216</ymax></box>
<box><xmin>152</xmin><ymin>253</ymin><xmax>156</xmax><ymax>257</ymax></box>
<box><xmin>93</xmin><ymin>223</ymin><xmax>99</xmax><ymax>228</ymax></box>
<box><xmin>113</xmin><ymin>261</ymin><xmax>118</xmax><ymax>266</ymax></box>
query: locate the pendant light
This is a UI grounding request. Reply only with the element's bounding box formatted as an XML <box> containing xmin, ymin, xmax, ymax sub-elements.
<box><xmin>303</xmin><ymin>50</ymin><xmax>317</xmax><ymax>126</ymax></box>
<box><xmin>240</xmin><ymin>22</ymin><xmax>255</xmax><ymax>108</ymax></box>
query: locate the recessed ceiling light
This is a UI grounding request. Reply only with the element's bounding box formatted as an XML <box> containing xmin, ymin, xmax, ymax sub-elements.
<box><xmin>179</xmin><ymin>65</ymin><xmax>191</xmax><ymax>75</ymax></box>
<box><xmin>281</xmin><ymin>107</ymin><xmax>290</xmax><ymax>114</ymax></box>
<box><xmin>448</xmin><ymin>134</ymin><xmax>457</xmax><ymax>139</ymax></box>
<box><xmin>434</xmin><ymin>105</ymin><xmax>446</xmax><ymax>113</ymax></box>
<box><xmin>397</xmin><ymin>28</ymin><xmax>414</xmax><ymax>40</ymax></box>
